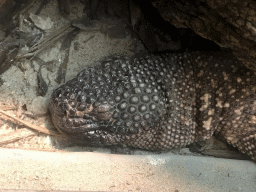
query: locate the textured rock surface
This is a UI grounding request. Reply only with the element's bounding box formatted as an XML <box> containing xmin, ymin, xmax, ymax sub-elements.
<box><xmin>49</xmin><ymin>51</ymin><xmax>256</xmax><ymax>160</ymax></box>
<box><xmin>152</xmin><ymin>0</ymin><xmax>256</xmax><ymax>71</ymax></box>
<box><xmin>1</xmin><ymin>148</ymin><xmax>256</xmax><ymax>191</ymax></box>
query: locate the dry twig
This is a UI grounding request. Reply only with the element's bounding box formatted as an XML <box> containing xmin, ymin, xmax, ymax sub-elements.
<box><xmin>0</xmin><ymin>108</ymin><xmax>63</xmax><ymax>137</ymax></box>
<box><xmin>0</xmin><ymin>129</ymin><xmax>34</xmax><ymax>146</ymax></box>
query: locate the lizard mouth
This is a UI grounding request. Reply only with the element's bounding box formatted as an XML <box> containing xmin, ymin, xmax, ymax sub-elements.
<box><xmin>49</xmin><ymin>93</ymin><xmax>115</xmax><ymax>135</ymax></box>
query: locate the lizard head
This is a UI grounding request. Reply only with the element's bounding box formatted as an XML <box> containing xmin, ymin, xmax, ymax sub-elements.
<box><xmin>49</xmin><ymin>56</ymin><xmax>166</xmax><ymax>148</ymax></box>
<box><xmin>49</xmin><ymin>78</ymin><xmax>118</xmax><ymax>146</ymax></box>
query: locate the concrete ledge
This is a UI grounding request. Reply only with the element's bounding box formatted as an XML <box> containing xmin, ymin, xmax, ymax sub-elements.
<box><xmin>0</xmin><ymin>148</ymin><xmax>255</xmax><ymax>191</ymax></box>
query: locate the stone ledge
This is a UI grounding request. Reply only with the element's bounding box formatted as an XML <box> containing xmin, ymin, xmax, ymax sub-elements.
<box><xmin>0</xmin><ymin>148</ymin><xmax>255</xmax><ymax>191</ymax></box>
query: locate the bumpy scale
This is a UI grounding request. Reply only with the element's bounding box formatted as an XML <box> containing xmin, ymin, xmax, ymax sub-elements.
<box><xmin>49</xmin><ymin>51</ymin><xmax>256</xmax><ymax>160</ymax></box>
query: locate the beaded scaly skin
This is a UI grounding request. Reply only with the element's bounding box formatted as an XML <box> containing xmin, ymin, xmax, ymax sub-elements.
<box><xmin>49</xmin><ymin>51</ymin><xmax>256</xmax><ymax>160</ymax></box>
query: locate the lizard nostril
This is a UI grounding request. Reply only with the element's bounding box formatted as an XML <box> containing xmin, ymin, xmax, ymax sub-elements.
<box><xmin>69</xmin><ymin>108</ymin><xmax>76</xmax><ymax>116</ymax></box>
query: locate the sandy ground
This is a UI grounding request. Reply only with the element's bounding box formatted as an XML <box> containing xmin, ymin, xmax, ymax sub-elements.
<box><xmin>0</xmin><ymin>0</ymin><xmax>255</xmax><ymax>191</ymax></box>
